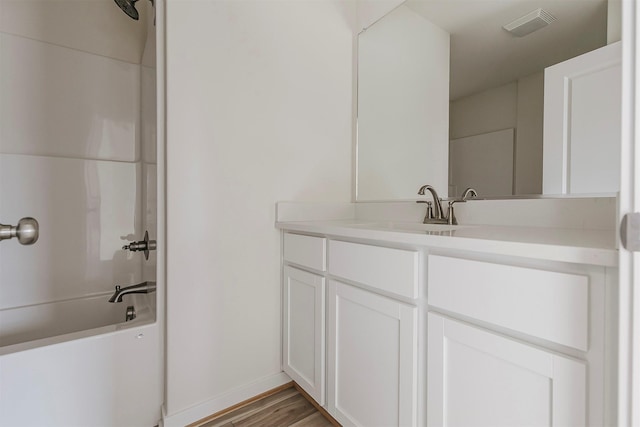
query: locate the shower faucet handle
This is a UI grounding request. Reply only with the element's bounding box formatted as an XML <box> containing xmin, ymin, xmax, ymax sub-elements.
<box><xmin>122</xmin><ymin>230</ymin><xmax>156</xmax><ymax>260</ymax></box>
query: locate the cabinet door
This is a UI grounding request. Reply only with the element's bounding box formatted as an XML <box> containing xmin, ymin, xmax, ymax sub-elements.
<box><xmin>427</xmin><ymin>313</ymin><xmax>586</xmax><ymax>427</ymax></box>
<box><xmin>327</xmin><ymin>281</ymin><xmax>418</xmax><ymax>427</ymax></box>
<box><xmin>283</xmin><ymin>266</ymin><xmax>325</xmax><ymax>405</ymax></box>
<box><xmin>543</xmin><ymin>41</ymin><xmax>622</xmax><ymax>194</ymax></box>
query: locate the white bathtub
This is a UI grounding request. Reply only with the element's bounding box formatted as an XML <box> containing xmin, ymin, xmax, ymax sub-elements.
<box><xmin>0</xmin><ymin>293</ymin><xmax>154</xmax><ymax>350</ymax></box>
<box><xmin>0</xmin><ymin>293</ymin><xmax>162</xmax><ymax>426</ymax></box>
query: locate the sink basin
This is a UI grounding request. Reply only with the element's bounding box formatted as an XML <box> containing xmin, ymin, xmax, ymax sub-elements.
<box><xmin>351</xmin><ymin>221</ymin><xmax>471</xmax><ymax>234</ymax></box>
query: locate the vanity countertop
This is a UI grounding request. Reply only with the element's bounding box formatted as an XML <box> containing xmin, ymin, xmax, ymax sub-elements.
<box><xmin>276</xmin><ymin>219</ymin><xmax>618</xmax><ymax>267</ymax></box>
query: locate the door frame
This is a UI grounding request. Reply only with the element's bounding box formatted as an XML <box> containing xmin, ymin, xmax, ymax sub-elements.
<box><xmin>618</xmin><ymin>0</ymin><xmax>640</xmax><ymax>424</ymax></box>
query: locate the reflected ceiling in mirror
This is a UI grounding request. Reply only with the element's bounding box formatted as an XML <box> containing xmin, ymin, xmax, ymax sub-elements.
<box><xmin>407</xmin><ymin>0</ymin><xmax>607</xmax><ymax>100</ymax></box>
<box><xmin>356</xmin><ymin>0</ymin><xmax>614</xmax><ymax>201</ymax></box>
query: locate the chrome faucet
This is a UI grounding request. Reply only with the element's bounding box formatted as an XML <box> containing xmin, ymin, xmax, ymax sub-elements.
<box><xmin>417</xmin><ymin>185</ymin><xmax>478</xmax><ymax>225</ymax></box>
<box><xmin>417</xmin><ymin>185</ymin><xmax>447</xmax><ymax>224</ymax></box>
<box><xmin>108</xmin><ymin>281</ymin><xmax>156</xmax><ymax>303</ymax></box>
<box><xmin>446</xmin><ymin>187</ymin><xmax>479</xmax><ymax>225</ymax></box>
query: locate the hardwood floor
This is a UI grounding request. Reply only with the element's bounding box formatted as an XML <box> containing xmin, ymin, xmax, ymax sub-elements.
<box><xmin>192</xmin><ymin>383</ymin><xmax>339</xmax><ymax>427</ymax></box>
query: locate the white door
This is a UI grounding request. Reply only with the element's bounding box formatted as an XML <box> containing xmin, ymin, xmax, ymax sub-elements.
<box><xmin>543</xmin><ymin>41</ymin><xmax>622</xmax><ymax>195</ymax></box>
<box><xmin>618</xmin><ymin>1</ymin><xmax>640</xmax><ymax>424</ymax></box>
<box><xmin>427</xmin><ymin>313</ymin><xmax>586</xmax><ymax>427</ymax></box>
<box><xmin>327</xmin><ymin>280</ymin><xmax>417</xmax><ymax>427</ymax></box>
<box><xmin>282</xmin><ymin>265</ymin><xmax>325</xmax><ymax>405</ymax></box>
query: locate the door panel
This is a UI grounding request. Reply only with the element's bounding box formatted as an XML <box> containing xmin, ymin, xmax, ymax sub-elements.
<box><xmin>428</xmin><ymin>313</ymin><xmax>586</xmax><ymax>427</ymax></box>
<box><xmin>283</xmin><ymin>266</ymin><xmax>325</xmax><ymax>404</ymax></box>
<box><xmin>328</xmin><ymin>281</ymin><xmax>417</xmax><ymax>427</ymax></box>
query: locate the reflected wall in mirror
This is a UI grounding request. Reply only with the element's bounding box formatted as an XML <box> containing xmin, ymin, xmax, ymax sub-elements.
<box><xmin>356</xmin><ymin>0</ymin><xmax>620</xmax><ymax>201</ymax></box>
<box><xmin>357</xmin><ymin>4</ymin><xmax>449</xmax><ymax>200</ymax></box>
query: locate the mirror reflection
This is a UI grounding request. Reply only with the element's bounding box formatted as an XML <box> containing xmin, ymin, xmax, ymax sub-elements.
<box><xmin>356</xmin><ymin>0</ymin><xmax>620</xmax><ymax>201</ymax></box>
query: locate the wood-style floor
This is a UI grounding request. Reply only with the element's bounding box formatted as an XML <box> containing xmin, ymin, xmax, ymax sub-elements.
<box><xmin>191</xmin><ymin>383</ymin><xmax>339</xmax><ymax>427</ymax></box>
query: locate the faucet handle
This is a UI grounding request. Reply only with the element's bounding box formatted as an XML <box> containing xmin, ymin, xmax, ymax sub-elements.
<box><xmin>447</xmin><ymin>201</ymin><xmax>458</xmax><ymax>225</ymax></box>
<box><xmin>449</xmin><ymin>188</ymin><xmax>479</xmax><ymax>206</ymax></box>
<box><xmin>417</xmin><ymin>200</ymin><xmax>434</xmax><ymax>221</ymax></box>
<box><xmin>122</xmin><ymin>230</ymin><xmax>156</xmax><ymax>260</ymax></box>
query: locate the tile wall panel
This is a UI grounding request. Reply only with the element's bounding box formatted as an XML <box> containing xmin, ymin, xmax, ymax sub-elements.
<box><xmin>0</xmin><ymin>154</ymin><xmax>142</xmax><ymax>309</ymax></box>
<box><xmin>0</xmin><ymin>33</ymin><xmax>140</xmax><ymax>161</ymax></box>
<box><xmin>0</xmin><ymin>0</ymin><xmax>148</xmax><ymax>64</ymax></box>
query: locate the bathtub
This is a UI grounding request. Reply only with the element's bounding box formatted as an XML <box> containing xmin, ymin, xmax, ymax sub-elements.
<box><xmin>0</xmin><ymin>293</ymin><xmax>162</xmax><ymax>426</ymax></box>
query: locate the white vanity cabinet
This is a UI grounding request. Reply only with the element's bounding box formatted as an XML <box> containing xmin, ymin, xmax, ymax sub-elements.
<box><xmin>282</xmin><ymin>265</ymin><xmax>325</xmax><ymax>405</ymax></box>
<box><xmin>427</xmin><ymin>254</ymin><xmax>609</xmax><ymax>426</ymax></box>
<box><xmin>279</xmin><ymin>223</ymin><xmax>614</xmax><ymax>427</ymax></box>
<box><xmin>427</xmin><ymin>313</ymin><xmax>586</xmax><ymax>426</ymax></box>
<box><xmin>327</xmin><ymin>280</ymin><xmax>418</xmax><ymax>427</ymax></box>
<box><xmin>326</xmin><ymin>240</ymin><xmax>422</xmax><ymax>426</ymax></box>
<box><xmin>282</xmin><ymin>233</ymin><xmax>327</xmax><ymax>404</ymax></box>
<box><xmin>282</xmin><ymin>232</ymin><xmax>424</xmax><ymax>426</ymax></box>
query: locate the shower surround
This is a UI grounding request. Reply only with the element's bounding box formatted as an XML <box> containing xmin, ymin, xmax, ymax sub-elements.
<box><xmin>0</xmin><ymin>2</ymin><xmax>161</xmax><ymax>425</ymax></box>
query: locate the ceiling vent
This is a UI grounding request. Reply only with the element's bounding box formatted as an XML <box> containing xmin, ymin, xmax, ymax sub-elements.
<box><xmin>503</xmin><ymin>8</ymin><xmax>556</xmax><ymax>37</ymax></box>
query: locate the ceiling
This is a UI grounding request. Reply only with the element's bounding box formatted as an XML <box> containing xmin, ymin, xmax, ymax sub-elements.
<box><xmin>405</xmin><ymin>0</ymin><xmax>608</xmax><ymax>100</ymax></box>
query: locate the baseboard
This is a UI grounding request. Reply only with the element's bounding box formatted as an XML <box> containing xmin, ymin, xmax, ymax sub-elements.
<box><xmin>293</xmin><ymin>382</ymin><xmax>341</xmax><ymax>426</ymax></box>
<box><xmin>161</xmin><ymin>372</ymin><xmax>292</xmax><ymax>427</ymax></box>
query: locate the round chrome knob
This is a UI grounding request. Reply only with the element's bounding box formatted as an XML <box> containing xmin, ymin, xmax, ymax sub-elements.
<box><xmin>0</xmin><ymin>217</ymin><xmax>39</xmax><ymax>245</ymax></box>
<box><xmin>16</xmin><ymin>217</ymin><xmax>39</xmax><ymax>245</ymax></box>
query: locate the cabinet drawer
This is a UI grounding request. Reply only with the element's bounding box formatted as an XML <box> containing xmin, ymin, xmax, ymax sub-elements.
<box><xmin>284</xmin><ymin>233</ymin><xmax>326</xmax><ymax>271</ymax></box>
<box><xmin>329</xmin><ymin>240</ymin><xmax>420</xmax><ymax>299</ymax></box>
<box><xmin>428</xmin><ymin>255</ymin><xmax>589</xmax><ymax>351</ymax></box>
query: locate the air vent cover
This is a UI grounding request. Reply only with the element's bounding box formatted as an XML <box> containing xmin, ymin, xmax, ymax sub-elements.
<box><xmin>503</xmin><ymin>8</ymin><xmax>556</xmax><ymax>37</ymax></box>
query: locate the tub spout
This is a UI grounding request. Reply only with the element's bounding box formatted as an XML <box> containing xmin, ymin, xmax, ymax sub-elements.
<box><xmin>108</xmin><ymin>281</ymin><xmax>156</xmax><ymax>303</ymax></box>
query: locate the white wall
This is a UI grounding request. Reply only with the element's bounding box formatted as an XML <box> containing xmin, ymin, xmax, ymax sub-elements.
<box><xmin>607</xmin><ymin>0</ymin><xmax>622</xmax><ymax>44</ymax></box>
<box><xmin>450</xmin><ymin>74</ymin><xmax>544</xmax><ymax>196</ymax></box>
<box><xmin>449</xmin><ymin>83</ymin><xmax>517</xmax><ymax>196</ymax></box>
<box><xmin>357</xmin><ymin>0</ymin><xmax>405</xmax><ymax>31</ymax></box>
<box><xmin>450</xmin><ymin>82</ymin><xmax>517</xmax><ymax>140</ymax></box>
<box><xmin>165</xmin><ymin>0</ymin><xmax>353</xmax><ymax>421</ymax></box>
<box><xmin>357</xmin><ymin>5</ymin><xmax>449</xmax><ymax>201</ymax></box>
<box><xmin>516</xmin><ymin>72</ymin><xmax>544</xmax><ymax>195</ymax></box>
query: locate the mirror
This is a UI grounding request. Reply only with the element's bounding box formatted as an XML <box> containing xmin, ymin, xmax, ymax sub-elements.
<box><xmin>356</xmin><ymin>0</ymin><xmax>615</xmax><ymax>201</ymax></box>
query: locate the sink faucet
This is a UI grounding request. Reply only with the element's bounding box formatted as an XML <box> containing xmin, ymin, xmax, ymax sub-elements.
<box><xmin>417</xmin><ymin>185</ymin><xmax>447</xmax><ymax>224</ymax></box>
<box><xmin>445</xmin><ymin>187</ymin><xmax>479</xmax><ymax>225</ymax></box>
<box><xmin>417</xmin><ymin>186</ymin><xmax>478</xmax><ymax>225</ymax></box>
<box><xmin>108</xmin><ymin>281</ymin><xmax>156</xmax><ymax>303</ymax></box>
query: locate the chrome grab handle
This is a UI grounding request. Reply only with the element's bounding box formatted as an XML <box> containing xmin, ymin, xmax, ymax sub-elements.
<box><xmin>0</xmin><ymin>217</ymin><xmax>39</xmax><ymax>245</ymax></box>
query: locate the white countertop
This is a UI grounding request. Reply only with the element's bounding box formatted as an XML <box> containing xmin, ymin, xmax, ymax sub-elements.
<box><xmin>276</xmin><ymin>219</ymin><xmax>618</xmax><ymax>267</ymax></box>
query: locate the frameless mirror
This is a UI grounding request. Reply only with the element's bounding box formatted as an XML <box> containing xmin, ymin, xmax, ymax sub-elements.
<box><xmin>356</xmin><ymin>0</ymin><xmax>617</xmax><ymax>201</ymax></box>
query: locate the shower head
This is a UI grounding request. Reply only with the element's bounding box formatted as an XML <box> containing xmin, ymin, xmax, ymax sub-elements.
<box><xmin>114</xmin><ymin>0</ymin><xmax>140</xmax><ymax>20</ymax></box>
